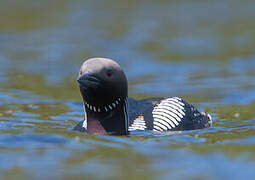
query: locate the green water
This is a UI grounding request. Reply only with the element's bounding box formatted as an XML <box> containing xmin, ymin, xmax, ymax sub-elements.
<box><xmin>1</xmin><ymin>0</ymin><xmax>255</xmax><ymax>179</ymax></box>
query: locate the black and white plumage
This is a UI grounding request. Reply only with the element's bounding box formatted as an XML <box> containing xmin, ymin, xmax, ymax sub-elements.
<box><xmin>128</xmin><ymin>97</ymin><xmax>211</xmax><ymax>131</ymax></box>
<box><xmin>74</xmin><ymin>57</ymin><xmax>212</xmax><ymax>135</ymax></box>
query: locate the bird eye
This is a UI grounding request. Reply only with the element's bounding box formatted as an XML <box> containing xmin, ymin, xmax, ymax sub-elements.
<box><xmin>106</xmin><ymin>70</ymin><xmax>113</xmax><ymax>77</ymax></box>
<box><xmin>79</xmin><ymin>69</ymin><xmax>83</xmax><ymax>76</ymax></box>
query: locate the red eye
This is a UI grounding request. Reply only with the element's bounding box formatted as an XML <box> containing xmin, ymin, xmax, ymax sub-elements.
<box><xmin>79</xmin><ymin>70</ymin><xmax>83</xmax><ymax>76</ymax></box>
<box><xmin>106</xmin><ymin>70</ymin><xmax>113</xmax><ymax>77</ymax></box>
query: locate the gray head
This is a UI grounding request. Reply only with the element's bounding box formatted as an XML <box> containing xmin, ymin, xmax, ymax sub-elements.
<box><xmin>77</xmin><ymin>57</ymin><xmax>128</xmax><ymax>135</ymax></box>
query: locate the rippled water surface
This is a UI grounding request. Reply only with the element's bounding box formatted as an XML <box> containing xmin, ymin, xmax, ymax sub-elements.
<box><xmin>1</xmin><ymin>0</ymin><xmax>255</xmax><ymax>179</ymax></box>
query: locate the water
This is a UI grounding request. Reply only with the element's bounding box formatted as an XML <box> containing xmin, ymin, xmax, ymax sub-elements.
<box><xmin>1</xmin><ymin>0</ymin><xmax>255</xmax><ymax>179</ymax></box>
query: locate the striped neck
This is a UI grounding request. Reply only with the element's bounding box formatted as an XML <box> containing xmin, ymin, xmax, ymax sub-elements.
<box><xmin>83</xmin><ymin>97</ymin><xmax>129</xmax><ymax>135</ymax></box>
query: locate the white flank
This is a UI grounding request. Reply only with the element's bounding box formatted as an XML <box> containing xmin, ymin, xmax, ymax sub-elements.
<box><xmin>153</xmin><ymin>125</ymin><xmax>163</xmax><ymax>131</ymax></box>
<box><xmin>153</xmin><ymin>121</ymin><xmax>167</xmax><ymax>130</ymax></box>
<box><xmin>159</xmin><ymin>102</ymin><xmax>185</xmax><ymax>115</ymax></box>
<box><xmin>154</xmin><ymin>106</ymin><xmax>183</xmax><ymax>119</ymax></box>
<box><xmin>153</xmin><ymin>114</ymin><xmax>175</xmax><ymax>128</ymax></box>
<box><xmin>129</xmin><ymin>115</ymin><xmax>146</xmax><ymax>131</ymax></box>
<box><xmin>154</xmin><ymin>108</ymin><xmax>181</xmax><ymax>122</ymax></box>
<box><xmin>164</xmin><ymin>100</ymin><xmax>184</xmax><ymax>110</ymax></box>
<box><xmin>82</xmin><ymin>103</ymin><xmax>87</xmax><ymax>129</ymax></box>
<box><xmin>153</xmin><ymin>111</ymin><xmax>179</xmax><ymax>126</ymax></box>
<box><xmin>82</xmin><ymin>120</ymin><xmax>87</xmax><ymax>129</ymax></box>
<box><xmin>151</xmin><ymin>97</ymin><xmax>188</xmax><ymax>131</ymax></box>
<box><xmin>158</xmin><ymin>100</ymin><xmax>183</xmax><ymax>108</ymax></box>
<box><xmin>169</xmin><ymin>97</ymin><xmax>185</xmax><ymax>106</ymax></box>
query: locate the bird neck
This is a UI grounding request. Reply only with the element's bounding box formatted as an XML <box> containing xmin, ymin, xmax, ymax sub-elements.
<box><xmin>83</xmin><ymin>97</ymin><xmax>129</xmax><ymax>135</ymax></box>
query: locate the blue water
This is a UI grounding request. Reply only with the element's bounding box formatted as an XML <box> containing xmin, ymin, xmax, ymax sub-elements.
<box><xmin>1</xmin><ymin>0</ymin><xmax>255</xmax><ymax>179</ymax></box>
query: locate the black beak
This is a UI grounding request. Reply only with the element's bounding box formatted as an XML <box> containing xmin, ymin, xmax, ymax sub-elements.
<box><xmin>77</xmin><ymin>74</ymin><xmax>101</xmax><ymax>88</ymax></box>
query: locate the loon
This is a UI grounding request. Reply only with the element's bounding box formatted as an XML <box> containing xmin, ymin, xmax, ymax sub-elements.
<box><xmin>73</xmin><ymin>58</ymin><xmax>212</xmax><ymax>135</ymax></box>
